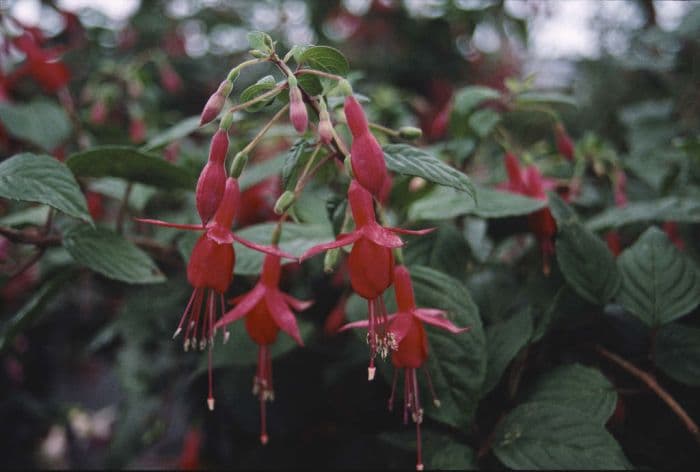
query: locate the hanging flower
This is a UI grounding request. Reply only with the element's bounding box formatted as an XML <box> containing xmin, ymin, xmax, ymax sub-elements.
<box><xmin>12</xmin><ymin>32</ymin><xmax>71</xmax><ymax>93</ymax></box>
<box><xmin>135</xmin><ymin>177</ymin><xmax>294</xmax><ymax>410</ymax></box>
<box><xmin>554</xmin><ymin>122</ymin><xmax>575</xmax><ymax>161</ymax></box>
<box><xmin>289</xmin><ymin>83</ymin><xmax>308</xmax><ymax>134</ymax></box>
<box><xmin>195</xmin><ymin>129</ymin><xmax>229</xmax><ymax>225</ymax></box>
<box><xmin>214</xmin><ymin>252</ymin><xmax>312</xmax><ymax>444</ymax></box>
<box><xmin>341</xmin><ymin>265</ymin><xmax>470</xmax><ymax>471</ymax></box>
<box><xmin>301</xmin><ymin>180</ymin><xmax>433</xmax><ymax>379</ymax></box>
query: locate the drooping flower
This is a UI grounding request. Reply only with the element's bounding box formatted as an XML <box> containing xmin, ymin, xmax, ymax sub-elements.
<box><xmin>301</xmin><ymin>180</ymin><xmax>433</xmax><ymax>378</ymax></box>
<box><xmin>554</xmin><ymin>122</ymin><xmax>575</xmax><ymax>161</ymax></box>
<box><xmin>200</xmin><ymin>79</ymin><xmax>233</xmax><ymax>126</ymax></box>
<box><xmin>135</xmin><ymin>177</ymin><xmax>294</xmax><ymax>409</ymax></box>
<box><xmin>195</xmin><ymin>129</ymin><xmax>229</xmax><ymax>225</ymax></box>
<box><xmin>11</xmin><ymin>32</ymin><xmax>71</xmax><ymax>93</ymax></box>
<box><xmin>289</xmin><ymin>83</ymin><xmax>308</xmax><ymax>134</ymax></box>
<box><xmin>344</xmin><ymin>95</ymin><xmax>389</xmax><ymax>198</ymax></box>
<box><xmin>498</xmin><ymin>152</ymin><xmax>559</xmax><ymax>274</ymax></box>
<box><xmin>341</xmin><ymin>265</ymin><xmax>470</xmax><ymax>471</ymax></box>
<box><xmin>215</xmin><ymin>252</ymin><xmax>312</xmax><ymax>444</ymax></box>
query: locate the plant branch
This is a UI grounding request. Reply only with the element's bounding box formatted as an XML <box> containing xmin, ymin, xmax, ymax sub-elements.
<box><xmin>238</xmin><ymin>103</ymin><xmax>289</xmax><ymax>157</ymax></box>
<box><xmin>226</xmin><ymin>82</ymin><xmax>287</xmax><ymax>115</ymax></box>
<box><xmin>595</xmin><ymin>345</ymin><xmax>700</xmax><ymax>445</ymax></box>
<box><xmin>295</xmin><ymin>68</ymin><xmax>345</xmax><ymax>82</ymax></box>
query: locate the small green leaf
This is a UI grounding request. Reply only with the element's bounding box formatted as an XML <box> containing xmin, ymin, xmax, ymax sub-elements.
<box><xmin>141</xmin><ymin>115</ymin><xmax>202</xmax><ymax>151</ymax></box>
<box><xmin>515</xmin><ymin>91</ymin><xmax>578</xmax><ymax>108</ymax></box>
<box><xmin>298</xmin><ymin>45</ymin><xmax>350</xmax><ymax>76</ymax></box>
<box><xmin>247</xmin><ymin>31</ymin><xmax>273</xmax><ymax>54</ymax></box>
<box><xmin>452</xmin><ymin>86</ymin><xmax>501</xmax><ymax>116</ymax></box>
<box><xmin>468</xmin><ymin>109</ymin><xmax>501</xmax><ymax>138</ymax></box>
<box><xmin>525</xmin><ymin>364</ymin><xmax>618</xmax><ymax>424</ymax></box>
<box><xmin>238</xmin><ymin>75</ymin><xmax>280</xmax><ymax>111</ymax></box>
<box><xmin>0</xmin><ymin>100</ymin><xmax>72</xmax><ymax>151</ymax></box>
<box><xmin>482</xmin><ymin>309</ymin><xmax>533</xmax><ymax>395</ymax></box>
<box><xmin>617</xmin><ymin>226</ymin><xmax>700</xmax><ymax>327</ymax></box>
<box><xmin>66</xmin><ymin>146</ymin><xmax>195</xmax><ymax>190</ymax></box>
<box><xmin>655</xmin><ymin>323</ymin><xmax>700</xmax><ymax>386</ymax></box>
<box><xmin>296</xmin><ymin>73</ymin><xmax>324</xmax><ymax>96</ymax></box>
<box><xmin>383</xmin><ymin>144</ymin><xmax>475</xmax><ymax>197</ymax></box>
<box><xmin>63</xmin><ymin>225</ymin><xmax>165</xmax><ymax>284</ymax></box>
<box><xmin>556</xmin><ymin>221</ymin><xmax>621</xmax><ymax>305</ymax></box>
<box><xmin>493</xmin><ymin>403</ymin><xmax>630</xmax><ymax>469</ymax></box>
<box><xmin>0</xmin><ymin>205</ymin><xmax>51</xmax><ymax>227</ymax></box>
<box><xmin>407</xmin><ymin>185</ymin><xmax>545</xmax><ymax>221</ymax></box>
<box><xmin>0</xmin><ymin>153</ymin><xmax>92</xmax><ymax>224</ymax></box>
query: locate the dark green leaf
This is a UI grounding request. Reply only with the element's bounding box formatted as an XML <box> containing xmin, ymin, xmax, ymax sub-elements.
<box><xmin>556</xmin><ymin>221</ymin><xmax>621</xmax><ymax>304</ymax></box>
<box><xmin>299</xmin><ymin>45</ymin><xmax>350</xmax><ymax>76</ymax></box>
<box><xmin>0</xmin><ymin>205</ymin><xmax>51</xmax><ymax>227</ymax></box>
<box><xmin>403</xmin><ymin>224</ymin><xmax>470</xmax><ymax>279</ymax></box>
<box><xmin>548</xmin><ymin>191</ymin><xmax>578</xmax><ymax>225</ymax></box>
<box><xmin>0</xmin><ymin>153</ymin><xmax>92</xmax><ymax>224</ymax></box>
<box><xmin>238</xmin><ymin>75</ymin><xmax>280</xmax><ymax>111</ymax></box>
<box><xmin>281</xmin><ymin>139</ymin><xmax>312</xmax><ymax>190</ymax></box>
<box><xmin>141</xmin><ymin>115</ymin><xmax>202</xmax><ymax>151</ymax></box>
<box><xmin>0</xmin><ymin>100</ymin><xmax>71</xmax><ymax>151</ymax></box>
<box><xmin>617</xmin><ymin>226</ymin><xmax>700</xmax><ymax>327</ymax></box>
<box><xmin>297</xmin><ymin>73</ymin><xmax>323</xmax><ymax>96</ymax></box>
<box><xmin>66</xmin><ymin>146</ymin><xmax>195</xmax><ymax>190</ymax></box>
<box><xmin>407</xmin><ymin>185</ymin><xmax>545</xmax><ymax>221</ymax></box>
<box><xmin>383</xmin><ymin>144</ymin><xmax>475</xmax><ymax>198</ymax></box>
<box><xmin>587</xmin><ymin>197</ymin><xmax>700</xmax><ymax>231</ymax></box>
<box><xmin>482</xmin><ymin>309</ymin><xmax>533</xmax><ymax>395</ymax></box>
<box><xmin>655</xmin><ymin>323</ymin><xmax>700</xmax><ymax>386</ymax></box>
<box><xmin>493</xmin><ymin>403</ymin><xmax>630</xmax><ymax>469</ymax></box>
<box><xmin>63</xmin><ymin>225</ymin><xmax>165</xmax><ymax>284</ymax></box>
<box><xmin>526</xmin><ymin>364</ymin><xmax>618</xmax><ymax>424</ymax></box>
<box><xmin>452</xmin><ymin>86</ymin><xmax>501</xmax><ymax>116</ymax></box>
<box><xmin>238</xmin><ymin>152</ymin><xmax>286</xmax><ymax>191</ymax></box>
<box><xmin>469</xmin><ymin>109</ymin><xmax>501</xmax><ymax>138</ymax></box>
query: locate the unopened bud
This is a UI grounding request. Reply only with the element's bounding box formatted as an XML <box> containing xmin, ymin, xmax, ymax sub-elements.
<box><xmin>337</xmin><ymin>78</ymin><xmax>353</xmax><ymax>97</ymax></box>
<box><xmin>398</xmin><ymin>126</ymin><xmax>422</xmax><ymax>140</ymax></box>
<box><xmin>249</xmin><ymin>49</ymin><xmax>268</xmax><ymax>58</ymax></box>
<box><xmin>200</xmin><ymin>79</ymin><xmax>233</xmax><ymax>126</ymax></box>
<box><xmin>219</xmin><ymin>111</ymin><xmax>234</xmax><ymax>132</ymax></box>
<box><xmin>344</xmin><ymin>156</ymin><xmax>354</xmax><ymax>178</ymax></box>
<box><xmin>229</xmin><ymin>152</ymin><xmax>248</xmax><ymax>178</ymax></box>
<box><xmin>289</xmin><ymin>85</ymin><xmax>308</xmax><ymax>134</ymax></box>
<box><xmin>323</xmin><ymin>248</ymin><xmax>341</xmax><ymax>273</ymax></box>
<box><xmin>318</xmin><ymin>110</ymin><xmax>333</xmax><ymax>145</ymax></box>
<box><xmin>274</xmin><ymin>190</ymin><xmax>296</xmax><ymax>215</ymax></box>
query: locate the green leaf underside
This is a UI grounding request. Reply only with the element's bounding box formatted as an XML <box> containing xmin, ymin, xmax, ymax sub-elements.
<box><xmin>63</xmin><ymin>225</ymin><xmax>165</xmax><ymax>284</ymax></box>
<box><xmin>66</xmin><ymin>146</ymin><xmax>195</xmax><ymax>190</ymax></box>
<box><xmin>383</xmin><ymin>144</ymin><xmax>475</xmax><ymax>198</ymax></box>
<box><xmin>655</xmin><ymin>323</ymin><xmax>700</xmax><ymax>386</ymax></box>
<box><xmin>298</xmin><ymin>45</ymin><xmax>350</xmax><ymax>76</ymax></box>
<box><xmin>587</xmin><ymin>197</ymin><xmax>700</xmax><ymax>231</ymax></box>
<box><xmin>494</xmin><ymin>402</ymin><xmax>630</xmax><ymax>469</ymax></box>
<box><xmin>239</xmin><ymin>75</ymin><xmax>280</xmax><ymax>111</ymax></box>
<box><xmin>408</xmin><ymin>185</ymin><xmax>545</xmax><ymax>221</ymax></box>
<box><xmin>0</xmin><ymin>100</ymin><xmax>72</xmax><ymax>151</ymax></box>
<box><xmin>452</xmin><ymin>86</ymin><xmax>501</xmax><ymax>115</ymax></box>
<box><xmin>142</xmin><ymin>115</ymin><xmax>202</xmax><ymax>151</ymax></box>
<box><xmin>483</xmin><ymin>309</ymin><xmax>533</xmax><ymax>395</ymax></box>
<box><xmin>617</xmin><ymin>226</ymin><xmax>700</xmax><ymax>327</ymax></box>
<box><xmin>0</xmin><ymin>153</ymin><xmax>92</xmax><ymax>224</ymax></box>
<box><xmin>556</xmin><ymin>221</ymin><xmax>621</xmax><ymax>305</ymax></box>
<box><xmin>281</xmin><ymin>139</ymin><xmax>311</xmax><ymax>190</ymax></box>
<box><xmin>525</xmin><ymin>364</ymin><xmax>618</xmax><ymax>424</ymax></box>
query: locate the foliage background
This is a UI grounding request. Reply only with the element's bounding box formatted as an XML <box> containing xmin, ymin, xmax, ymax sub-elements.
<box><xmin>1</xmin><ymin>0</ymin><xmax>700</xmax><ymax>469</ymax></box>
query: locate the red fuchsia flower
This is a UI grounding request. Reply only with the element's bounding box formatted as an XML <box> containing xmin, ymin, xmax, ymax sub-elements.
<box><xmin>89</xmin><ymin>100</ymin><xmax>108</xmax><ymax>125</ymax></box>
<box><xmin>196</xmin><ymin>129</ymin><xmax>229</xmax><ymax>225</ymax></box>
<box><xmin>344</xmin><ymin>95</ymin><xmax>389</xmax><ymax>199</ymax></box>
<box><xmin>499</xmin><ymin>152</ymin><xmax>559</xmax><ymax>274</ymax></box>
<box><xmin>289</xmin><ymin>83</ymin><xmax>308</xmax><ymax>134</ymax></box>
<box><xmin>554</xmin><ymin>122</ymin><xmax>575</xmax><ymax>161</ymax></box>
<box><xmin>301</xmin><ymin>180</ymin><xmax>433</xmax><ymax>378</ymax></box>
<box><xmin>136</xmin><ymin>178</ymin><xmax>294</xmax><ymax>410</ymax></box>
<box><xmin>214</xmin><ymin>252</ymin><xmax>312</xmax><ymax>445</ymax></box>
<box><xmin>129</xmin><ymin>118</ymin><xmax>146</xmax><ymax>144</ymax></box>
<box><xmin>341</xmin><ymin>265</ymin><xmax>470</xmax><ymax>471</ymax></box>
<box><xmin>11</xmin><ymin>32</ymin><xmax>71</xmax><ymax>93</ymax></box>
<box><xmin>158</xmin><ymin>62</ymin><xmax>183</xmax><ymax>94</ymax></box>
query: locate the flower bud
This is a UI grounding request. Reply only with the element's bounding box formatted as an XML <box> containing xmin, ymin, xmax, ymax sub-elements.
<box><xmin>289</xmin><ymin>85</ymin><xmax>308</xmax><ymax>134</ymax></box>
<box><xmin>323</xmin><ymin>247</ymin><xmax>341</xmax><ymax>273</ymax></box>
<box><xmin>159</xmin><ymin>63</ymin><xmax>183</xmax><ymax>94</ymax></box>
<box><xmin>273</xmin><ymin>190</ymin><xmax>296</xmax><ymax>215</ymax></box>
<box><xmin>200</xmin><ymin>79</ymin><xmax>233</xmax><ymax>126</ymax></box>
<box><xmin>195</xmin><ymin>130</ymin><xmax>229</xmax><ymax>224</ymax></box>
<box><xmin>337</xmin><ymin>78</ymin><xmax>353</xmax><ymax>97</ymax></box>
<box><xmin>90</xmin><ymin>100</ymin><xmax>108</xmax><ymax>125</ymax></box>
<box><xmin>398</xmin><ymin>126</ymin><xmax>422</xmax><ymax>140</ymax></box>
<box><xmin>318</xmin><ymin>107</ymin><xmax>333</xmax><ymax>144</ymax></box>
<box><xmin>554</xmin><ymin>122</ymin><xmax>574</xmax><ymax>161</ymax></box>
<box><xmin>129</xmin><ymin>118</ymin><xmax>146</xmax><ymax>143</ymax></box>
<box><xmin>229</xmin><ymin>152</ymin><xmax>248</xmax><ymax>178</ymax></box>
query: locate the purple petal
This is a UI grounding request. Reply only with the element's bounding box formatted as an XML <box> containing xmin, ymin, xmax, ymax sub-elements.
<box><xmin>266</xmin><ymin>291</ymin><xmax>304</xmax><ymax>346</ymax></box>
<box><xmin>215</xmin><ymin>285</ymin><xmax>265</xmax><ymax>328</ymax></box>
<box><xmin>413</xmin><ymin>308</ymin><xmax>471</xmax><ymax>334</ymax></box>
<box><xmin>134</xmin><ymin>218</ymin><xmax>204</xmax><ymax>231</ymax></box>
<box><xmin>283</xmin><ymin>293</ymin><xmax>314</xmax><ymax>312</ymax></box>
<box><xmin>299</xmin><ymin>232</ymin><xmax>362</xmax><ymax>261</ymax></box>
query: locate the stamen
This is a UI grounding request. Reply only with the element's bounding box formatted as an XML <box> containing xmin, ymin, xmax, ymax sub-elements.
<box><xmin>207</xmin><ymin>342</ymin><xmax>214</xmax><ymax>411</ymax></box>
<box><xmin>388</xmin><ymin>368</ymin><xmax>398</xmax><ymax>411</ymax></box>
<box><xmin>423</xmin><ymin>367</ymin><xmax>441</xmax><ymax>408</ymax></box>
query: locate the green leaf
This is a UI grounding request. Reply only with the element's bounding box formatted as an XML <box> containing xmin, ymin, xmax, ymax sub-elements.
<box><xmin>63</xmin><ymin>225</ymin><xmax>165</xmax><ymax>284</ymax></box>
<box><xmin>468</xmin><ymin>109</ymin><xmax>501</xmax><ymax>138</ymax></box>
<box><xmin>0</xmin><ymin>270</ymin><xmax>75</xmax><ymax>353</ymax></box>
<box><xmin>482</xmin><ymin>309</ymin><xmax>533</xmax><ymax>395</ymax></box>
<box><xmin>247</xmin><ymin>31</ymin><xmax>273</xmax><ymax>54</ymax></box>
<box><xmin>297</xmin><ymin>73</ymin><xmax>323</xmax><ymax>97</ymax></box>
<box><xmin>238</xmin><ymin>152</ymin><xmax>286</xmax><ymax>191</ymax></box>
<box><xmin>141</xmin><ymin>115</ymin><xmax>202</xmax><ymax>151</ymax></box>
<box><xmin>655</xmin><ymin>323</ymin><xmax>700</xmax><ymax>386</ymax></box>
<box><xmin>548</xmin><ymin>191</ymin><xmax>578</xmax><ymax>225</ymax></box>
<box><xmin>515</xmin><ymin>91</ymin><xmax>578</xmax><ymax>108</ymax></box>
<box><xmin>0</xmin><ymin>100</ymin><xmax>71</xmax><ymax>151</ymax></box>
<box><xmin>383</xmin><ymin>144</ymin><xmax>475</xmax><ymax>198</ymax></box>
<box><xmin>379</xmin><ymin>430</ymin><xmax>477</xmax><ymax>470</ymax></box>
<box><xmin>556</xmin><ymin>221</ymin><xmax>621</xmax><ymax>305</ymax></box>
<box><xmin>281</xmin><ymin>139</ymin><xmax>312</xmax><ymax>190</ymax></box>
<box><xmin>0</xmin><ymin>153</ymin><xmax>92</xmax><ymax>224</ymax></box>
<box><xmin>525</xmin><ymin>364</ymin><xmax>618</xmax><ymax>425</ymax></box>
<box><xmin>66</xmin><ymin>146</ymin><xmax>195</xmax><ymax>190</ymax></box>
<box><xmin>238</xmin><ymin>75</ymin><xmax>280</xmax><ymax>111</ymax></box>
<box><xmin>403</xmin><ymin>224</ymin><xmax>470</xmax><ymax>279</ymax></box>
<box><xmin>587</xmin><ymin>197</ymin><xmax>700</xmax><ymax>231</ymax></box>
<box><xmin>0</xmin><ymin>205</ymin><xmax>51</xmax><ymax>227</ymax></box>
<box><xmin>88</xmin><ymin>178</ymin><xmax>157</xmax><ymax>212</ymax></box>
<box><xmin>493</xmin><ymin>403</ymin><xmax>630</xmax><ymax>469</ymax></box>
<box><xmin>298</xmin><ymin>45</ymin><xmax>350</xmax><ymax>76</ymax></box>
<box><xmin>407</xmin><ymin>185</ymin><xmax>545</xmax><ymax>221</ymax></box>
<box><xmin>452</xmin><ymin>86</ymin><xmax>501</xmax><ymax>116</ymax></box>
<box><xmin>617</xmin><ymin>227</ymin><xmax>700</xmax><ymax>327</ymax></box>
<box><xmin>409</xmin><ymin>266</ymin><xmax>486</xmax><ymax>429</ymax></box>
<box><xmin>233</xmin><ymin>222</ymin><xmax>334</xmax><ymax>275</ymax></box>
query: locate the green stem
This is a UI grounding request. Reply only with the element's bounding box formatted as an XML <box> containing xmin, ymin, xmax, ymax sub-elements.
<box><xmin>226</xmin><ymin>82</ymin><xmax>287</xmax><ymax>114</ymax></box>
<box><xmin>238</xmin><ymin>104</ymin><xmax>290</xmax><ymax>157</ymax></box>
<box><xmin>296</xmin><ymin>68</ymin><xmax>345</xmax><ymax>82</ymax></box>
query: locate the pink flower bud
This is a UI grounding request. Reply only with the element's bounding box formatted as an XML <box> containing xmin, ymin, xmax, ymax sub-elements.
<box><xmin>318</xmin><ymin>108</ymin><xmax>333</xmax><ymax>144</ymax></box>
<box><xmin>159</xmin><ymin>63</ymin><xmax>183</xmax><ymax>94</ymax></box>
<box><xmin>200</xmin><ymin>80</ymin><xmax>232</xmax><ymax>126</ymax></box>
<box><xmin>195</xmin><ymin>130</ymin><xmax>228</xmax><ymax>224</ymax></box>
<box><xmin>289</xmin><ymin>85</ymin><xmax>308</xmax><ymax>134</ymax></box>
<box><xmin>344</xmin><ymin>96</ymin><xmax>388</xmax><ymax>198</ymax></box>
<box><xmin>129</xmin><ymin>118</ymin><xmax>146</xmax><ymax>143</ymax></box>
<box><xmin>555</xmin><ymin>123</ymin><xmax>574</xmax><ymax>161</ymax></box>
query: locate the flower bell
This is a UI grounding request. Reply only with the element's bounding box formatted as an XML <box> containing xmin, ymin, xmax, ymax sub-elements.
<box><xmin>195</xmin><ymin>129</ymin><xmax>229</xmax><ymax>225</ymax></box>
<box><xmin>289</xmin><ymin>81</ymin><xmax>308</xmax><ymax>134</ymax></box>
<box><xmin>341</xmin><ymin>265</ymin><xmax>470</xmax><ymax>471</ymax></box>
<box><xmin>215</xmin><ymin>253</ymin><xmax>312</xmax><ymax>444</ymax></box>
<box><xmin>301</xmin><ymin>181</ymin><xmax>433</xmax><ymax>378</ymax></box>
<box><xmin>344</xmin><ymin>96</ymin><xmax>389</xmax><ymax>198</ymax></box>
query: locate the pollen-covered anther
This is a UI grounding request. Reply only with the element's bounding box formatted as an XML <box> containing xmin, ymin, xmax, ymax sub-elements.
<box><xmin>223</xmin><ymin>330</ymin><xmax>230</xmax><ymax>344</ymax></box>
<box><xmin>433</xmin><ymin>399</ymin><xmax>442</xmax><ymax>408</ymax></box>
<box><xmin>172</xmin><ymin>327</ymin><xmax>182</xmax><ymax>339</ymax></box>
<box><xmin>207</xmin><ymin>397</ymin><xmax>215</xmax><ymax>411</ymax></box>
<box><xmin>368</xmin><ymin>366</ymin><xmax>376</xmax><ymax>381</ymax></box>
<box><xmin>411</xmin><ymin>408</ymin><xmax>424</xmax><ymax>424</ymax></box>
<box><xmin>184</xmin><ymin>339</ymin><xmax>191</xmax><ymax>352</ymax></box>
<box><xmin>199</xmin><ymin>339</ymin><xmax>207</xmax><ymax>351</ymax></box>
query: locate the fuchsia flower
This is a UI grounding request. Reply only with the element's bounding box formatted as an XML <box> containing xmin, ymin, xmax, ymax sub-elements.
<box><xmin>136</xmin><ymin>178</ymin><xmax>294</xmax><ymax>409</ymax></box>
<box><xmin>341</xmin><ymin>265</ymin><xmax>470</xmax><ymax>471</ymax></box>
<box><xmin>301</xmin><ymin>180</ymin><xmax>433</xmax><ymax>379</ymax></box>
<box><xmin>195</xmin><ymin>129</ymin><xmax>229</xmax><ymax>225</ymax></box>
<box><xmin>159</xmin><ymin>62</ymin><xmax>183</xmax><ymax>94</ymax></box>
<box><xmin>499</xmin><ymin>152</ymin><xmax>559</xmax><ymax>274</ymax></box>
<box><xmin>554</xmin><ymin>122</ymin><xmax>575</xmax><ymax>161</ymax></box>
<box><xmin>214</xmin><ymin>253</ymin><xmax>312</xmax><ymax>444</ymax></box>
<box><xmin>289</xmin><ymin>84</ymin><xmax>308</xmax><ymax>134</ymax></box>
<box><xmin>344</xmin><ymin>95</ymin><xmax>389</xmax><ymax>198</ymax></box>
<box><xmin>12</xmin><ymin>32</ymin><xmax>70</xmax><ymax>93</ymax></box>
